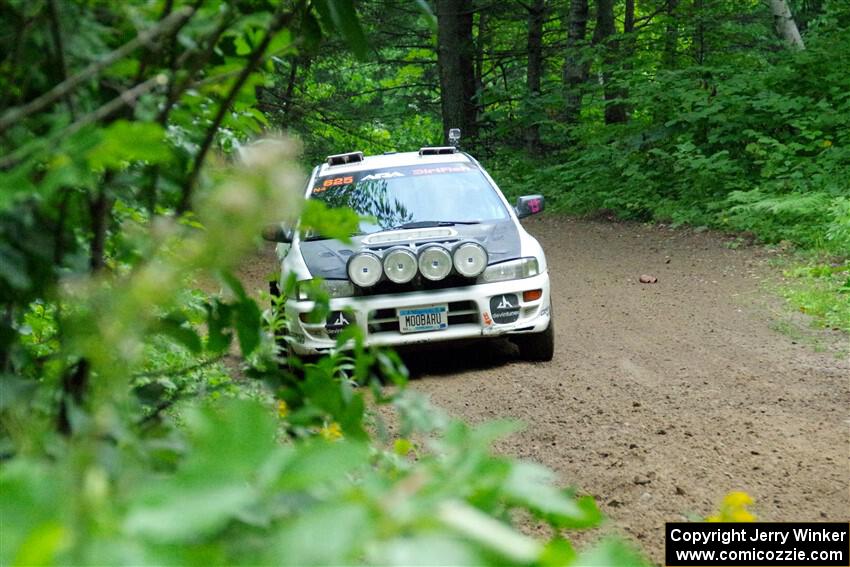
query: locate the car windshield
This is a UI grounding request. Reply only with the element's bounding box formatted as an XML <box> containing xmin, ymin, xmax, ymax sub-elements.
<box><xmin>309</xmin><ymin>163</ymin><xmax>509</xmax><ymax>234</ymax></box>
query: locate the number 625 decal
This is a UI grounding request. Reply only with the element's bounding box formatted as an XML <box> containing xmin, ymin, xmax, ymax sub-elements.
<box><xmin>313</xmin><ymin>176</ymin><xmax>353</xmax><ymax>194</ymax></box>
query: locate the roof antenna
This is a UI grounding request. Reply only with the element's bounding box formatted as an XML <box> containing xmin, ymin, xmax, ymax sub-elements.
<box><xmin>448</xmin><ymin>128</ymin><xmax>461</xmax><ymax>148</ymax></box>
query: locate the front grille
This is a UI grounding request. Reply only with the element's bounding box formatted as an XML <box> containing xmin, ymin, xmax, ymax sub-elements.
<box><xmin>368</xmin><ymin>300</ymin><xmax>478</xmax><ymax>334</ymax></box>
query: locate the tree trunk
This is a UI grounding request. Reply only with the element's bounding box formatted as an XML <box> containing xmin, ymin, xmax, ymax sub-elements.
<box><xmin>57</xmin><ymin>359</ymin><xmax>89</xmax><ymax>435</ymax></box>
<box><xmin>624</xmin><ymin>0</ymin><xmax>635</xmax><ymax>33</ymax></box>
<box><xmin>436</xmin><ymin>0</ymin><xmax>478</xmax><ymax>144</ymax></box>
<box><xmin>89</xmin><ymin>188</ymin><xmax>111</xmax><ymax>272</ymax></box>
<box><xmin>692</xmin><ymin>0</ymin><xmax>706</xmax><ymax>65</ymax></box>
<box><xmin>47</xmin><ymin>0</ymin><xmax>76</xmax><ymax>118</ymax></box>
<box><xmin>474</xmin><ymin>11</ymin><xmax>488</xmax><ymax>122</ymax></box>
<box><xmin>662</xmin><ymin>0</ymin><xmax>679</xmax><ymax>68</ymax></box>
<box><xmin>562</xmin><ymin>0</ymin><xmax>589</xmax><ymax>124</ymax></box>
<box><xmin>593</xmin><ymin>0</ymin><xmax>627</xmax><ymax>124</ymax></box>
<box><xmin>768</xmin><ymin>0</ymin><xmax>805</xmax><ymax>49</ymax></box>
<box><xmin>525</xmin><ymin>0</ymin><xmax>545</xmax><ymax>153</ymax></box>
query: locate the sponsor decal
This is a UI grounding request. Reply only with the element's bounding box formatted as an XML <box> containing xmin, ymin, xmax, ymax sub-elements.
<box><xmin>325</xmin><ymin>310</ymin><xmax>354</xmax><ymax>338</ymax></box>
<box><xmin>313</xmin><ymin>176</ymin><xmax>354</xmax><ymax>194</ymax></box>
<box><xmin>482</xmin><ymin>311</ymin><xmax>493</xmax><ymax>326</ymax></box>
<box><xmin>489</xmin><ymin>294</ymin><xmax>520</xmax><ymax>324</ymax></box>
<box><xmin>540</xmin><ymin>305</ymin><xmax>550</xmax><ymax>317</ymax></box>
<box><xmin>412</xmin><ymin>165</ymin><xmax>470</xmax><ymax>176</ymax></box>
<box><xmin>361</xmin><ymin>171</ymin><xmax>404</xmax><ymax>180</ymax></box>
<box><xmin>528</xmin><ymin>198</ymin><xmax>542</xmax><ymax>213</ymax></box>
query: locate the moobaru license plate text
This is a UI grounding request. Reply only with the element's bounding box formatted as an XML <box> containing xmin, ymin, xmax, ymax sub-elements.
<box><xmin>398</xmin><ymin>304</ymin><xmax>448</xmax><ymax>333</ymax></box>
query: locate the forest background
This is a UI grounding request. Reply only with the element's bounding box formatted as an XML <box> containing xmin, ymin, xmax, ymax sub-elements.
<box><xmin>0</xmin><ymin>0</ymin><xmax>846</xmax><ymax>565</ymax></box>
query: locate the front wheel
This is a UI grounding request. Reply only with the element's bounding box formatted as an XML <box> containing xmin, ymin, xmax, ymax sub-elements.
<box><xmin>512</xmin><ymin>316</ymin><xmax>554</xmax><ymax>362</ymax></box>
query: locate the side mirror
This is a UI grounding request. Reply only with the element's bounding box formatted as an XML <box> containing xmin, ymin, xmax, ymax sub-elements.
<box><xmin>261</xmin><ymin>224</ymin><xmax>292</xmax><ymax>243</ymax></box>
<box><xmin>515</xmin><ymin>195</ymin><xmax>545</xmax><ymax>219</ymax></box>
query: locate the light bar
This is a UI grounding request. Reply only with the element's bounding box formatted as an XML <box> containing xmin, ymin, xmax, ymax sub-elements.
<box><xmin>418</xmin><ymin>245</ymin><xmax>453</xmax><ymax>281</ymax></box>
<box><xmin>383</xmin><ymin>248</ymin><xmax>418</xmax><ymax>284</ymax></box>
<box><xmin>453</xmin><ymin>242</ymin><xmax>488</xmax><ymax>278</ymax></box>
<box><xmin>347</xmin><ymin>251</ymin><xmax>382</xmax><ymax>287</ymax></box>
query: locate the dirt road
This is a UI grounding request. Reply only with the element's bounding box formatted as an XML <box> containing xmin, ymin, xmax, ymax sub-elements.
<box><xmin>244</xmin><ymin>217</ymin><xmax>849</xmax><ymax>562</ymax></box>
<box><xmin>408</xmin><ymin>216</ymin><xmax>849</xmax><ymax>561</ymax></box>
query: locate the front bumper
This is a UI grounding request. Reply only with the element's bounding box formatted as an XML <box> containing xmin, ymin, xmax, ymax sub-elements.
<box><xmin>284</xmin><ymin>272</ymin><xmax>551</xmax><ymax>355</ymax></box>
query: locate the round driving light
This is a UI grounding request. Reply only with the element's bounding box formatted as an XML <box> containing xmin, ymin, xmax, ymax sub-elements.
<box><xmin>418</xmin><ymin>245</ymin><xmax>453</xmax><ymax>281</ymax></box>
<box><xmin>347</xmin><ymin>252</ymin><xmax>382</xmax><ymax>287</ymax></box>
<box><xmin>453</xmin><ymin>242</ymin><xmax>488</xmax><ymax>278</ymax></box>
<box><xmin>383</xmin><ymin>247</ymin><xmax>418</xmax><ymax>284</ymax></box>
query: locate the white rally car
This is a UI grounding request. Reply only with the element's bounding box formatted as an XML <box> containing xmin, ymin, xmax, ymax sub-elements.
<box><xmin>264</xmin><ymin>146</ymin><xmax>553</xmax><ymax>361</ymax></box>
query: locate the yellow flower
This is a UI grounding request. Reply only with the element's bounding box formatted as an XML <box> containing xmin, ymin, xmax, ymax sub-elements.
<box><xmin>822</xmin><ymin>140</ymin><xmax>833</xmax><ymax>148</ymax></box>
<box><xmin>730</xmin><ymin>508</ymin><xmax>757</xmax><ymax>522</ymax></box>
<box><xmin>707</xmin><ymin>491</ymin><xmax>757</xmax><ymax>522</ymax></box>
<box><xmin>319</xmin><ymin>422</ymin><xmax>343</xmax><ymax>441</ymax></box>
<box><xmin>724</xmin><ymin>491</ymin><xmax>753</xmax><ymax>508</ymax></box>
<box><xmin>276</xmin><ymin>399</ymin><xmax>288</xmax><ymax>419</ymax></box>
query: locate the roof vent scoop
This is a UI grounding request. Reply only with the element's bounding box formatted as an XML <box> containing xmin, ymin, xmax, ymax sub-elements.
<box><xmin>326</xmin><ymin>151</ymin><xmax>364</xmax><ymax>166</ymax></box>
<box><xmin>418</xmin><ymin>146</ymin><xmax>458</xmax><ymax>156</ymax></box>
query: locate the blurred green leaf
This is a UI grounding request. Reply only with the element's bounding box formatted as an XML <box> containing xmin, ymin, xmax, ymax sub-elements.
<box><xmin>85</xmin><ymin>121</ymin><xmax>170</xmax><ymax>170</ymax></box>
<box><xmin>0</xmin><ymin>459</ymin><xmax>66</xmax><ymax>566</ymax></box>
<box><xmin>205</xmin><ymin>300</ymin><xmax>233</xmax><ymax>352</ymax></box>
<box><xmin>540</xmin><ymin>538</ymin><xmax>578</xmax><ymax>567</ymax></box>
<box><xmin>276</xmin><ymin>502</ymin><xmax>372</xmax><ymax>566</ymax></box>
<box><xmin>234</xmin><ymin>299</ymin><xmax>262</xmax><ymax>356</ymax></box>
<box><xmin>300</xmin><ymin>200</ymin><xmax>362</xmax><ymax>243</ymax></box>
<box><xmin>157</xmin><ymin>315</ymin><xmax>202</xmax><ymax>353</ymax></box>
<box><xmin>503</xmin><ymin>462</ymin><xmax>602</xmax><ymax>529</ymax></box>
<box><xmin>277</xmin><ymin>440</ymin><xmax>369</xmax><ymax>491</ymax></box>
<box><xmin>575</xmin><ymin>538</ymin><xmax>649</xmax><ymax>567</ymax></box>
<box><xmin>312</xmin><ymin>0</ymin><xmax>369</xmax><ymax>59</ymax></box>
<box><xmin>372</xmin><ymin>535</ymin><xmax>483</xmax><ymax>566</ymax></box>
<box><xmin>437</xmin><ymin>500</ymin><xmax>540</xmax><ymax>564</ymax></box>
<box><xmin>124</xmin><ymin>483</ymin><xmax>257</xmax><ymax>543</ymax></box>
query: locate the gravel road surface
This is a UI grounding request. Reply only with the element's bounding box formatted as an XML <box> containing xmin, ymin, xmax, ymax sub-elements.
<box><xmin>243</xmin><ymin>216</ymin><xmax>849</xmax><ymax>563</ymax></box>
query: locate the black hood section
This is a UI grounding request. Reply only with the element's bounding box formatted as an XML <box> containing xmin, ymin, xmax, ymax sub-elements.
<box><xmin>300</xmin><ymin>220</ymin><xmax>522</xmax><ymax>280</ymax></box>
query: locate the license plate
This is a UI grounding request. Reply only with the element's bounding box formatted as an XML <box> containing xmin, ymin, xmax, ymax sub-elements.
<box><xmin>397</xmin><ymin>304</ymin><xmax>448</xmax><ymax>334</ymax></box>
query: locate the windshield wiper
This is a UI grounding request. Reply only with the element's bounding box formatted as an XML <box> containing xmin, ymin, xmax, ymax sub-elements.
<box><xmin>303</xmin><ymin>231</ymin><xmax>364</xmax><ymax>242</ymax></box>
<box><xmin>389</xmin><ymin>220</ymin><xmax>481</xmax><ymax>230</ymax></box>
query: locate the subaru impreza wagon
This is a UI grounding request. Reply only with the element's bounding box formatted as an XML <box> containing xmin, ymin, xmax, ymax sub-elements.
<box><xmin>263</xmin><ymin>145</ymin><xmax>553</xmax><ymax>361</ymax></box>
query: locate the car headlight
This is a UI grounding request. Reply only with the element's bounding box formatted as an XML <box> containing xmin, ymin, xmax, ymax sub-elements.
<box><xmin>478</xmin><ymin>257</ymin><xmax>540</xmax><ymax>283</ymax></box>
<box><xmin>383</xmin><ymin>247</ymin><xmax>418</xmax><ymax>284</ymax></box>
<box><xmin>347</xmin><ymin>251</ymin><xmax>382</xmax><ymax>287</ymax></box>
<box><xmin>453</xmin><ymin>241</ymin><xmax>488</xmax><ymax>277</ymax></box>
<box><xmin>296</xmin><ymin>279</ymin><xmax>355</xmax><ymax>300</ymax></box>
<box><xmin>418</xmin><ymin>245</ymin><xmax>453</xmax><ymax>281</ymax></box>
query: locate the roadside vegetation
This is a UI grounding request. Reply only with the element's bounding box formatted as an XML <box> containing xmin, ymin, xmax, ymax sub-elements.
<box><xmin>0</xmin><ymin>0</ymin><xmax>845</xmax><ymax>565</ymax></box>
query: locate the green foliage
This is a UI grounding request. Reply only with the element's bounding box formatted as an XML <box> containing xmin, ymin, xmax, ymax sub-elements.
<box><xmin>485</xmin><ymin>4</ymin><xmax>850</xmax><ymax>259</ymax></box>
<box><xmin>0</xmin><ymin>2</ymin><xmax>644</xmax><ymax>562</ymax></box>
<box><xmin>300</xmin><ymin>199</ymin><xmax>364</xmax><ymax>243</ymax></box>
<box><xmin>781</xmin><ymin>259</ymin><xmax>850</xmax><ymax>333</ymax></box>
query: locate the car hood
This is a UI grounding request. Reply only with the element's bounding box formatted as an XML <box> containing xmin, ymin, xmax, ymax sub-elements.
<box><xmin>299</xmin><ymin>220</ymin><xmax>522</xmax><ymax>279</ymax></box>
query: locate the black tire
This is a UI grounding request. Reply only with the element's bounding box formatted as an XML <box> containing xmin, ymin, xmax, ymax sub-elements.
<box><xmin>512</xmin><ymin>316</ymin><xmax>555</xmax><ymax>362</ymax></box>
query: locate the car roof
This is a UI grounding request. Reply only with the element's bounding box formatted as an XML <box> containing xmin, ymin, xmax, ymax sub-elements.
<box><xmin>315</xmin><ymin>150</ymin><xmax>474</xmax><ymax>177</ymax></box>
